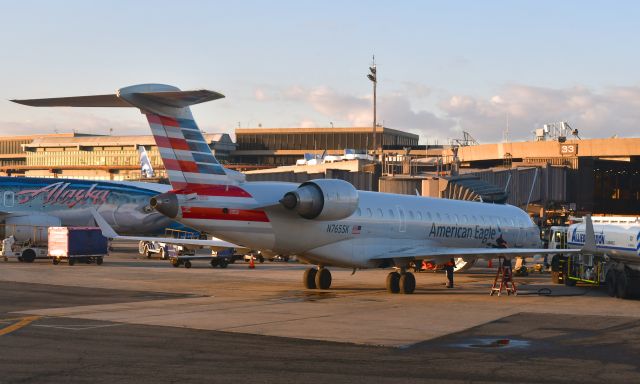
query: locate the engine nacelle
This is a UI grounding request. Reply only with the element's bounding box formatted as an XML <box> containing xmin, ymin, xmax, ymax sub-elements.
<box><xmin>4</xmin><ymin>214</ymin><xmax>62</xmax><ymax>243</ymax></box>
<box><xmin>280</xmin><ymin>179</ymin><xmax>359</xmax><ymax>220</ymax></box>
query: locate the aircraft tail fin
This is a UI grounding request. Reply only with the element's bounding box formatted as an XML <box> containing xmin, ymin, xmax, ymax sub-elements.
<box><xmin>138</xmin><ymin>146</ymin><xmax>155</xmax><ymax>178</ymax></box>
<box><xmin>12</xmin><ymin>84</ymin><xmax>233</xmax><ymax>189</ymax></box>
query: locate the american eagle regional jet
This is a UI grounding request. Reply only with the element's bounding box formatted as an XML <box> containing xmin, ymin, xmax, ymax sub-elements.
<box><xmin>12</xmin><ymin>84</ymin><xmax>584</xmax><ymax>294</ymax></box>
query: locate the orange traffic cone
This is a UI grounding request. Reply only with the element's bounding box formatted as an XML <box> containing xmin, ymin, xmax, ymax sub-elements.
<box><xmin>249</xmin><ymin>257</ymin><xmax>255</xmax><ymax>269</ymax></box>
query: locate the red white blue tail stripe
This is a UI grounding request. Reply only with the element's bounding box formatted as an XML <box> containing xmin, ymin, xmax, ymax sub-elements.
<box><xmin>146</xmin><ymin>114</ymin><xmax>229</xmax><ymax>189</ymax></box>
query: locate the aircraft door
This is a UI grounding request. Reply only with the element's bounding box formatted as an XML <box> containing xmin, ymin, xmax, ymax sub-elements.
<box><xmin>397</xmin><ymin>206</ymin><xmax>406</xmax><ymax>233</ymax></box>
<box><xmin>3</xmin><ymin>191</ymin><xmax>14</xmax><ymax>207</ymax></box>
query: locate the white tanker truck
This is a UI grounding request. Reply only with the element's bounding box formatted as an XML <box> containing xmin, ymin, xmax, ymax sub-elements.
<box><xmin>548</xmin><ymin>216</ymin><xmax>640</xmax><ymax>299</ymax></box>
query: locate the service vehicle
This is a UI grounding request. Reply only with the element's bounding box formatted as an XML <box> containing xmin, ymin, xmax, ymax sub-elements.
<box><xmin>0</xmin><ymin>224</ymin><xmax>49</xmax><ymax>262</ymax></box>
<box><xmin>48</xmin><ymin>226</ymin><xmax>109</xmax><ymax>265</ymax></box>
<box><xmin>548</xmin><ymin>216</ymin><xmax>640</xmax><ymax>299</ymax></box>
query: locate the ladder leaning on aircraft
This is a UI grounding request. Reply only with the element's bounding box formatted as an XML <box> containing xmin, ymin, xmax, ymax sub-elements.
<box><xmin>12</xmin><ymin>84</ymin><xmax>587</xmax><ymax>294</ymax></box>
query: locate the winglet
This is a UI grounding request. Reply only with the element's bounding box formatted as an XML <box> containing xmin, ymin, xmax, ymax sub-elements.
<box><xmin>90</xmin><ymin>208</ymin><xmax>119</xmax><ymax>239</ymax></box>
<box><xmin>582</xmin><ymin>214</ymin><xmax>597</xmax><ymax>253</ymax></box>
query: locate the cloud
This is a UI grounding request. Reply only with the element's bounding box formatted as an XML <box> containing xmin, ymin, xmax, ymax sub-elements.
<box><xmin>0</xmin><ymin>109</ymin><xmax>147</xmax><ymax>136</ymax></box>
<box><xmin>254</xmin><ymin>88</ymin><xmax>267</xmax><ymax>101</ymax></box>
<box><xmin>276</xmin><ymin>85</ymin><xmax>456</xmax><ymax>142</ymax></box>
<box><xmin>439</xmin><ymin>84</ymin><xmax>640</xmax><ymax>142</ymax></box>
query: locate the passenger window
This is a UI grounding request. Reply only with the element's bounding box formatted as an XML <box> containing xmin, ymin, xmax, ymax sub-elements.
<box><xmin>427</xmin><ymin>212</ymin><xmax>432</xmax><ymax>220</ymax></box>
<box><xmin>388</xmin><ymin>209</ymin><xmax>395</xmax><ymax>218</ymax></box>
<box><xmin>409</xmin><ymin>211</ymin><xmax>415</xmax><ymax>220</ymax></box>
<box><xmin>417</xmin><ymin>211</ymin><xmax>423</xmax><ymax>220</ymax></box>
<box><xmin>356</xmin><ymin>208</ymin><xmax>361</xmax><ymax>216</ymax></box>
<box><xmin>366</xmin><ymin>208</ymin><xmax>373</xmax><ymax>217</ymax></box>
<box><xmin>377</xmin><ymin>208</ymin><xmax>383</xmax><ymax>217</ymax></box>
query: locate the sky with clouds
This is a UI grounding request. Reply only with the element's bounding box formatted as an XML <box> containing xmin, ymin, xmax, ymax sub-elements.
<box><xmin>1</xmin><ymin>0</ymin><xmax>639</xmax><ymax>144</ymax></box>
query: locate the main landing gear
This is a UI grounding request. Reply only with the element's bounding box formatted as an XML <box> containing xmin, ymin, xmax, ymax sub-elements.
<box><xmin>303</xmin><ymin>267</ymin><xmax>332</xmax><ymax>289</ymax></box>
<box><xmin>302</xmin><ymin>266</ymin><xmax>416</xmax><ymax>294</ymax></box>
<box><xmin>386</xmin><ymin>270</ymin><xmax>416</xmax><ymax>294</ymax></box>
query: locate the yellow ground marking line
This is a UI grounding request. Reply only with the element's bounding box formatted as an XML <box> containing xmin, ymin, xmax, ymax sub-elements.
<box><xmin>0</xmin><ymin>316</ymin><xmax>40</xmax><ymax>336</ymax></box>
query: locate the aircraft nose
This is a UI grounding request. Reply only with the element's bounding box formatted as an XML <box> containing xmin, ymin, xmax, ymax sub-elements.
<box><xmin>150</xmin><ymin>192</ymin><xmax>179</xmax><ymax>218</ymax></box>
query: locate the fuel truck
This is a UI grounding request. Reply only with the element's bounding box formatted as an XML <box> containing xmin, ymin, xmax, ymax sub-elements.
<box><xmin>548</xmin><ymin>216</ymin><xmax>640</xmax><ymax>299</ymax></box>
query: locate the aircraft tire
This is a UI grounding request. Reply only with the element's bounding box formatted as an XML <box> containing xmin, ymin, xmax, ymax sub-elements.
<box><xmin>303</xmin><ymin>267</ymin><xmax>317</xmax><ymax>289</ymax></box>
<box><xmin>315</xmin><ymin>268</ymin><xmax>332</xmax><ymax>289</ymax></box>
<box><xmin>399</xmin><ymin>272</ymin><xmax>416</xmax><ymax>294</ymax></box>
<box><xmin>606</xmin><ymin>270</ymin><xmax>617</xmax><ymax>297</ymax></box>
<box><xmin>386</xmin><ymin>272</ymin><xmax>400</xmax><ymax>293</ymax></box>
<box><xmin>184</xmin><ymin>260</ymin><xmax>192</xmax><ymax>269</ymax></box>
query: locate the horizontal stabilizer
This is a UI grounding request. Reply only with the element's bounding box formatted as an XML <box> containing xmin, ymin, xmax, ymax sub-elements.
<box><xmin>11</xmin><ymin>94</ymin><xmax>130</xmax><ymax>108</ymax></box>
<box><xmin>12</xmin><ymin>88</ymin><xmax>224</xmax><ymax>110</ymax></box>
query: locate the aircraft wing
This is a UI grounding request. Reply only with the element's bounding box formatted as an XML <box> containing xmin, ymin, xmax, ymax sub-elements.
<box><xmin>89</xmin><ymin>208</ymin><xmax>241</xmax><ymax>249</ymax></box>
<box><xmin>369</xmin><ymin>246</ymin><xmax>582</xmax><ymax>264</ymax></box>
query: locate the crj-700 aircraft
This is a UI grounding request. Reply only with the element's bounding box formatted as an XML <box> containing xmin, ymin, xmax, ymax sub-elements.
<box><xmin>13</xmin><ymin>84</ymin><xmax>584</xmax><ymax>293</ymax></box>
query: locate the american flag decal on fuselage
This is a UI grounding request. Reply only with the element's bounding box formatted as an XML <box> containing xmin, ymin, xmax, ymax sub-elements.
<box><xmin>146</xmin><ymin>114</ymin><xmax>227</xmax><ymax>189</ymax></box>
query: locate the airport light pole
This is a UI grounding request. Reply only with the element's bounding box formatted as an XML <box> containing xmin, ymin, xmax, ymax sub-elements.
<box><xmin>367</xmin><ymin>57</ymin><xmax>377</xmax><ymax>157</ymax></box>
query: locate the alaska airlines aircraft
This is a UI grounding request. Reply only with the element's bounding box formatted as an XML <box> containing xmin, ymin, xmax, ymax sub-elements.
<box><xmin>12</xmin><ymin>84</ymin><xmax>581</xmax><ymax>293</ymax></box>
<box><xmin>0</xmin><ymin>176</ymin><xmax>173</xmax><ymax>235</ymax></box>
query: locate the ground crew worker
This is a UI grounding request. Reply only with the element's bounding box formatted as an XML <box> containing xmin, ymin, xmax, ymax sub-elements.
<box><xmin>496</xmin><ymin>234</ymin><xmax>507</xmax><ymax>248</ymax></box>
<box><xmin>2</xmin><ymin>235</ymin><xmax>15</xmax><ymax>262</ymax></box>
<box><xmin>444</xmin><ymin>258</ymin><xmax>455</xmax><ymax>288</ymax></box>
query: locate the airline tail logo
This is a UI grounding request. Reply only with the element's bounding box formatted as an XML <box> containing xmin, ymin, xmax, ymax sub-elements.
<box><xmin>146</xmin><ymin>114</ymin><xmax>228</xmax><ymax>189</ymax></box>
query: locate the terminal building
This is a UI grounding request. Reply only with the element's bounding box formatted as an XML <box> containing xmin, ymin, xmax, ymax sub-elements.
<box><xmin>0</xmin><ymin>133</ymin><xmax>235</xmax><ymax>180</ymax></box>
<box><xmin>0</xmin><ymin>127</ymin><xmax>639</xmax><ymax>218</ymax></box>
<box><xmin>234</xmin><ymin>126</ymin><xmax>419</xmax><ymax>166</ymax></box>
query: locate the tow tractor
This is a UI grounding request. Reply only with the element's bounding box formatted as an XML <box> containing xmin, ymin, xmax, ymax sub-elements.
<box><xmin>1</xmin><ymin>224</ymin><xmax>49</xmax><ymax>262</ymax></box>
<box><xmin>138</xmin><ymin>228</ymin><xmax>200</xmax><ymax>260</ymax></box>
<box><xmin>138</xmin><ymin>228</ymin><xmax>242</xmax><ymax>269</ymax></box>
<box><xmin>548</xmin><ymin>216</ymin><xmax>640</xmax><ymax>299</ymax></box>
